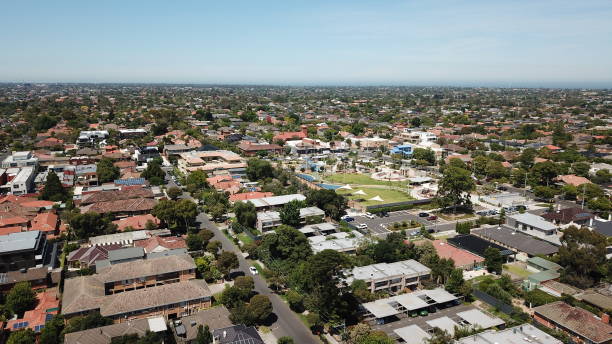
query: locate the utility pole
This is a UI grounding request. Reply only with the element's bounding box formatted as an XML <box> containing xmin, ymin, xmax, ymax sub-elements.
<box><xmin>581</xmin><ymin>183</ymin><xmax>586</xmax><ymax>209</ymax></box>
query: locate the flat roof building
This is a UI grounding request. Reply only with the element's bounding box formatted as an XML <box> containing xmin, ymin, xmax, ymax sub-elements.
<box><xmin>345</xmin><ymin>259</ymin><xmax>431</xmax><ymax>293</ymax></box>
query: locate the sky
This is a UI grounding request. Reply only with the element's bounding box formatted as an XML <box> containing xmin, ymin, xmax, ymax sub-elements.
<box><xmin>1</xmin><ymin>0</ymin><xmax>611</xmax><ymax>87</ymax></box>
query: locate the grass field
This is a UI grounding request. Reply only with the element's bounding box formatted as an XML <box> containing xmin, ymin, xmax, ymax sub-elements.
<box><xmin>325</xmin><ymin>173</ymin><xmax>407</xmax><ymax>187</ymax></box>
<box><xmin>503</xmin><ymin>263</ymin><xmax>533</xmax><ymax>278</ymax></box>
<box><xmin>336</xmin><ymin>186</ymin><xmax>413</xmax><ymax>206</ymax></box>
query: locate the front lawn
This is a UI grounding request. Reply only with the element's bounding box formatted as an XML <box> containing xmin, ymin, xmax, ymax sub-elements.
<box><xmin>503</xmin><ymin>264</ymin><xmax>533</xmax><ymax>279</ymax></box>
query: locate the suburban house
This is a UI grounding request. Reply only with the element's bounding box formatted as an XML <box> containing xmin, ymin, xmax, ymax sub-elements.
<box><xmin>64</xmin><ymin>316</ymin><xmax>167</xmax><ymax>344</ymax></box>
<box><xmin>241</xmin><ymin>194</ymin><xmax>306</xmax><ymax>211</ymax></box>
<box><xmin>533</xmin><ymin>301</ymin><xmax>612</xmax><ymax>344</ymax></box>
<box><xmin>542</xmin><ymin>207</ymin><xmax>595</xmax><ymax>226</ymax></box>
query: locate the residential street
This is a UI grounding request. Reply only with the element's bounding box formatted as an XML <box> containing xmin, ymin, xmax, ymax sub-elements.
<box><xmin>197</xmin><ymin>213</ymin><xmax>321</xmax><ymax>344</ymax></box>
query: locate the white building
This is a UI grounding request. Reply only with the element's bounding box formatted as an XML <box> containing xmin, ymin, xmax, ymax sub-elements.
<box><xmin>256</xmin><ymin>206</ymin><xmax>325</xmax><ymax>232</ymax></box>
<box><xmin>1</xmin><ymin>151</ymin><xmax>38</xmax><ymax>169</ymax></box>
<box><xmin>5</xmin><ymin>166</ymin><xmax>35</xmax><ymax>195</ymax></box>
<box><xmin>344</xmin><ymin>260</ymin><xmax>431</xmax><ymax>293</ymax></box>
<box><xmin>77</xmin><ymin>130</ymin><xmax>109</xmax><ymax>145</ymax></box>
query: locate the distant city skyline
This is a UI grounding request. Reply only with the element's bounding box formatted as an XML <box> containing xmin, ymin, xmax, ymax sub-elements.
<box><xmin>1</xmin><ymin>1</ymin><xmax>611</xmax><ymax>87</ymax></box>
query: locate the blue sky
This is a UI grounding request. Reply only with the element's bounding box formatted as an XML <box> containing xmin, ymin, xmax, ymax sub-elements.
<box><xmin>1</xmin><ymin>0</ymin><xmax>611</xmax><ymax>86</ymax></box>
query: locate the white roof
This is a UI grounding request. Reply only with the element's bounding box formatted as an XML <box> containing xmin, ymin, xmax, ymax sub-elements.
<box><xmin>361</xmin><ymin>301</ymin><xmax>399</xmax><ymax>318</ymax></box>
<box><xmin>456</xmin><ymin>324</ymin><xmax>562</xmax><ymax>344</ymax></box>
<box><xmin>394</xmin><ymin>325</ymin><xmax>431</xmax><ymax>344</ymax></box>
<box><xmin>509</xmin><ymin>213</ymin><xmax>557</xmax><ymax>231</ymax></box>
<box><xmin>419</xmin><ymin>288</ymin><xmax>458</xmax><ymax>304</ymax></box>
<box><xmin>456</xmin><ymin>309</ymin><xmax>505</xmax><ymax>329</ymax></box>
<box><xmin>393</xmin><ymin>293</ymin><xmax>430</xmax><ymax>311</ymax></box>
<box><xmin>89</xmin><ymin>230</ymin><xmax>149</xmax><ymax>246</ymax></box>
<box><xmin>147</xmin><ymin>316</ymin><xmax>167</xmax><ymax>332</ymax></box>
<box><xmin>245</xmin><ymin>194</ymin><xmax>306</xmax><ymax>208</ymax></box>
<box><xmin>427</xmin><ymin>316</ymin><xmax>460</xmax><ymax>335</ymax></box>
<box><xmin>347</xmin><ymin>259</ymin><xmax>430</xmax><ymax>283</ymax></box>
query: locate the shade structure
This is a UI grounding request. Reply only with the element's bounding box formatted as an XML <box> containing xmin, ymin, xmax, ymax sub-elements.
<box><xmin>368</xmin><ymin>195</ymin><xmax>384</xmax><ymax>202</ymax></box>
<box><xmin>354</xmin><ymin>190</ymin><xmax>366</xmax><ymax>195</ymax></box>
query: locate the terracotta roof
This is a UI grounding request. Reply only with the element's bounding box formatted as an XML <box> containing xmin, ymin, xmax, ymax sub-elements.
<box><xmin>555</xmin><ymin>174</ymin><xmax>592</xmax><ymax>187</ymax></box>
<box><xmin>134</xmin><ymin>236</ymin><xmax>187</xmax><ymax>253</ymax></box>
<box><xmin>542</xmin><ymin>208</ymin><xmax>594</xmax><ymax>224</ymax></box>
<box><xmin>80</xmin><ymin>198</ymin><xmax>157</xmax><ymax>215</ymax></box>
<box><xmin>80</xmin><ymin>188</ymin><xmax>154</xmax><ymax>205</ymax></box>
<box><xmin>0</xmin><ymin>226</ymin><xmax>23</xmax><ymax>235</ymax></box>
<box><xmin>237</xmin><ymin>143</ymin><xmax>283</xmax><ymax>152</ymax></box>
<box><xmin>6</xmin><ymin>290</ymin><xmax>59</xmax><ymax>333</ymax></box>
<box><xmin>229</xmin><ymin>192</ymin><xmax>274</xmax><ymax>202</ymax></box>
<box><xmin>534</xmin><ymin>301</ymin><xmax>612</xmax><ymax>343</ymax></box>
<box><xmin>113</xmin><ymin>214</ymin><xmax>160</xmax><ymax>231</ymax></box>
<box><xmin>0</xmin><ymin>216</ymin><xmax>29</xmax><ymax>227</ymax></box>
<box><xmin>431</xmin><ymin>240</ymin><xmax>484</xmax><ymax>267</ymax></box>
<box><xmin>30</xmin><ymin>212</ymin><xmax>58</xmax><ymax>232</ymax></box>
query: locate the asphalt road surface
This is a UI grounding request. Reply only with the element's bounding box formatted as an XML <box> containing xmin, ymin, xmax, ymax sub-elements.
<box><xmin>197</xmin><ymin>213</ymin><xmax>321</xmax><ymax>344</ymax></box>
<box><xmin>352</xmin><ymin>210</ymin><xmax>462</xmax><ymax>237</ymax></box>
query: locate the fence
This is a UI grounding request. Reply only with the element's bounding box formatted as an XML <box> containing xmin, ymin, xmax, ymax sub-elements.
<box><xmin>472</xmin><ymin>289</ymin><xmax>515</xmax><ymax>315</ymax></box>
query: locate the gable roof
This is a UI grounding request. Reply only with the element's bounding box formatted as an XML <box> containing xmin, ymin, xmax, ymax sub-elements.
<box><xmin>534</xmin><ymin>301</ymin><xmax>612</xmax><ymax>343</ymax></box>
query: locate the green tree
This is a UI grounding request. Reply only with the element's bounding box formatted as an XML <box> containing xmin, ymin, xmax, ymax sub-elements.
<box><xmin>96</xmin><ymin>157</ymin><xmax>120</xmax><ymax>183</ymax></box>
<box><xmin>279</xmin><ymin>200</ymin><xmax>304</xmax><ymax>227</ymax></box>
<box><xmin>6</xmin><ymin>282</ymin><xmax>35</xmax><ymax>317</ymax></box>
<box><xmin>186</xmin><ymin>233</ymin><xmax>204</xmax><ymax>251</ymax></box>
<box><xmin>258</xmin><ymin>225</ymin><xmax>312</xmax><ymax>273</ymax></box>
<box><xmin>445</xmin><ymin>268</ymin><xmax>466</xmax><ymax>295</ymax></box>
<box><xmin>247</xmin><ymin>294</ymin><xmax>273</xmax><ymax>324</ymax></box>
<box><xmin>234</xmin><ymin>201</ymin><xmax>257</xmax><ymax>228</ymax></box>
<box><xmin>286</xmin><ymin>289</ymin><xmax>305</xmax><ymax>312</ymax></box>
<box><xmin>186</xmin><ymin>170</ymin><xmax>209</xmax><ymax>191</ymax></box>
<box><xmin>7</xmin><ymin>329</ymin><xmax>36</xmax><ymax>344</ymax></box>
<box><xmin>39</xmin><ymin>314</ymin><xmax>64</xmax><ymax>344</ymax></box>
<box><xmin>558</xmin><ymin>226</ymin><xmax>607</xmax><ymax>288</ymax></box>
<box><xmin>305</xmin><ymin>189</ymin><xmax>347</xmax><ymax>220</ymax></box>
<box><xmin>436</xmin><ymin>165</ymin><xmax>475</xmax><ymax>211</ymax></box>
<box><xmin>195</xmin><ymin>325</ymin><xmax>213</xmax><ymax>344</ymax></box>
<box><xmin>246</xmin><ymin>159</ymin><xmax>274</xmax><ymax>181</ymax></box>
<box><xmin>62</xmin><ymin>312</ymin><xmax>113</xmax><ymax>334</ymax></box>
<box><xmin>69</xmin><ymin>212</ymin><xmax>117</xmax><ymax>239</ymax></box>
<box><xmin>216</xmin><ymin>251</ymin><xmax>240</xmax><ymax>277</ymax></box>
<box><xmin>572</xmin><ymin>162</ymin><xmax>591</xmax><ymax>177</ymax></box>
<box><xmin>483</xmin><ymin>247</ymin><xmax>503</xmax><ymax>274</ymax></box>
<box><xmin>412</xmin><ymin>148</ymin><xmax>436</xmax><ymax>166</ymax></box>
<box><xmin>40</xmin><ymin>171</ymin><xmax>68</xmax><ymax>202</ymax></box>
<box><xmin>167</xmin><ymin>186</ymin><xmax>182</xmax><ymax>200</ymax></box>
<box><xmin>425</xmin><ymin>328</ymin><xmax>455</xmax><ymax>344</ymax></box>
<box><xmin>533</xmin><ymin>186</ymin><xmax>556</xmax><ymax>201</ymax></box>
<box><xmin>141</xmin><ymin>159</ymin><xmax>165</xmax><ymax>185</ymax></box>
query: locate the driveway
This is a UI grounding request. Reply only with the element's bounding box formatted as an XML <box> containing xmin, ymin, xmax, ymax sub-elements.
<box><xmin>197</xmin><ymin>213</ymin><xmax>321</xmax><ymax>343</ymax></box>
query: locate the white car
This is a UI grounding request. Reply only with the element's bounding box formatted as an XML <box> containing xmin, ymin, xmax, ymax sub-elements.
<box><xmin>356</xmin><ymin>223</ymin><xmax>368</xmax><ymax>230</ymax></box>
<box><xmin>249</xmin><ymin>266</ymin><xmax>259</xmax><ymax>275</ymax></box>
<box><xmin>364</xmin><ymin>212</ymin><xmax>375</xmax><ymax>219</ymax></box>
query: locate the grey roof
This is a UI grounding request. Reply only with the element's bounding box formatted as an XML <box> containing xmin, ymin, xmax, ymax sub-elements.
<box><xmin>244</xmin><ymin>194</ymin><xmax>306</xmax><ymax>208</ymax></box>
<box><xmin>527</xmin><ymin>256</ymin><xmax>562</xmax><ymax>271</ymax></box>
<box><xmin>346</xmin><ymin>259</ymin><xmax>430</xmax><ymax>284</ymax></box>
<box><xmin>173</xmin><ymin>306</ymin><xmax>232</xmax><ymax>342</ymax></box>
<box><xmin>509</xmin><ymin>213</ymin><xmax>557</xmax><ymax>231</ymax></box>
<box><xmin>456</xmin><ymin>324</ymin><xmax>562</xmax><ymax>344</ymax></box>
<box><xmin>299</xmin><ymin>222</ymin><xmax>337</xmax><ymax>234</ymax></box>
<box><xmin>0</xmin><ymin>231</ymin><xmax>42</xmax><ymax>254</ymax></box>
<box><xmin>456</xmin><ymin>309</ymin><xmax>505</xmax><ymax>329</ymax></box>
<box><xmin>593</xmin><ymin>219</ymin><xmax>612</xmax><ymax>237</ymax></box>
<box><xmin>362</xmin><ymin>288</ymin><xmax>457</xmax><ymax>318</ymax></box>
<box><xmin>96</xmin><ymin>254</ymin><xmax>195</xmax><ymax>283</ymax></box>
<box><xmin>146</xmin><ymin>248</ymin><xmax>188</xmax><ymax>259</ymax></box>
<box><xmin>64</xmin><ymin>316</ymin><xmax>163</xmax><ymax>344</ymax></box>
<box><xmin>107</xmin><ymin>246</ymin><xmax>145</xmax><ymax>261</ymax></box>
<box><xmin>393</xmin><ymin>325</ymin><xmax>431</xmax><ymax>344</ymax></box>
<box><xmin>472</xmin><ymin>226</ymin><xmax>559</xmax><ymax>256</ymax></box>
<box><xmin>427</xmin><ymin>316</ymin><xmax>460</xmax><ymax>335</ymax></box>
<box><xmin>212</xmin><ymin>324</ymin><xmax>264</xmax><ymax>344</ymax></box>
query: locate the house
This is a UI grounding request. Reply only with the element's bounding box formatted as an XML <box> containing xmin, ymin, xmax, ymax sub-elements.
<box><xmin>80</xmin><ymin>198</ymin><xmax>157</xmax><ymax>217</ymax></box>
<box><xmin>172</xmin><ymin>307</ymin><xmax>233</xmax><ymax>343</ymax></box>
<box><xmin>6</xmin><ymin>289</ymin><xmax>59</xmax><ymax>334</ymax></box>
<box><xmin>30</xmin><ymin>211</ymin><xmax>59</xmax><ymax>235</ymax></box>
<box><xmin>66</xmin><ymin>245</ymin><xmax>121</xmax><ymax>269</ymax></box>
<box><xmin>542</xmin><ymin>207</ymin><xmax>595</xmax><ymax>226</ymax></box>
<box><xmin>390</xmin><ymin>144</ymin><xmax>413</xmax><ymax>156</ymax></box>
<box><xmin>1</xmin><ymin>166</ymin><xmax>36</xmax><ymax>195</ymax></box>
<box><xmin>241</xmin><ymin>194</ymin><xmax>306</xmax><ymax>211</ymax></box>
<box><xmin>177</xmin><ymin>150</ymin><xmax>246</xmax><ymax>177</ymax></box>
<box><xmin>132</xmin><ymin>146</ymin><xmax>160</xmax><ymax>163</ymax></box>
<box><xmin>112</xmin><ymin>214</ymin><xmax>160</xmax><ymax>231</ymax></box>
<box><xmin>0</xmin><ymin>231</ymin><xmax>53</xmax><ymax>273</ymax></box>
<box><xmin>134</xmin><ymin>235</ymin><xmax>187</xmax><ymax>253</ymax></box>
<box><xmin>506</xmin><ymin>213</ymin><xmax>560</xmax><ymax>245</ymax></box>
<box><xmin>430</xmin><ymin>240</ymin><xmax>484</xmax><ymax>270</ymax></box>
<box><xmin>309</xmin><ymin>231</ymin><xmax>364</xmax><ymax>254</ymax></box>
<box><xmin>77</xmin><ymin>130</ymin><xmax>109</xmax><ymax>145</ymax></box>
<box><xmin>344</xmin><ymin>259</ymin><xmax>431</xmax><ymax>293</ymax></box>
<box><xmin>555</xmin><ymin>174</ymin><xmax>592</xmax><ymax>187</ymax></box>
<box><xmin>236</xmin><ymin>142</ymin><xmax>284</xmax><ymax>157</ymax></box>
<box><xmin>273</xmin><ymin>127</ymin><xmax>308</xmax><ymax>142</ymax></box>
<box><xmin>1</xmin><ymin>151</ymin><xmax>38</xmax><ymax>169</ymax></box>
<box><xmin>64</xmin><ymin>316</ymin><xmax>167</xmax><ymax>344</ymax></box>
<box><xmin>533</xmin><ymin>301</ymin><xmax>612</xmax><ymax>344</ymax></box>
<box><xmin>164</xmin><ymin>144</ymin><xmax>192</xmax><ymax>156</ymax></box>
<box><xmin>472</xmin><ymin>226</ymin><xmax>559</xmax><ymax>257</ymax></box>
<box><xmin>256</xmin><ymin>206</ymin><xmax>325</xmax><ymax>232</ymax></box>
<box><xmin>212</xmin><ymin>324</ymin><xmax>264</xmax><ymax>344</ymax></box>
<box><xmin>228</xmin><ymin>191</ymin><xmax>273</xmax><ymax>203</ymax></box>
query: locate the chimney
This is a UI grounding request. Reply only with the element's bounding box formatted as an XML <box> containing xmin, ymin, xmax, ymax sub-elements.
<box><xmin>602</xmin><ymin>313</ymin><xmax>610</xmax><ymax>324</ymax></box>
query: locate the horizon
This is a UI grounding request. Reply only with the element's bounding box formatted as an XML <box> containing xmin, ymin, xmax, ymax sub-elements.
<box><xmin>2</xmin><ymin>1</ymin><xmax>612</xmax><ymax>87</ymax></box>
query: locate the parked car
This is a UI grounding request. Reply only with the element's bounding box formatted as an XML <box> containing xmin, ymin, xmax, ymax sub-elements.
<box><xmin>427</xmin><ymin>215</ymin><xmax>437</xmax><ymax>221</ymax></box>
<box><xmin>364</xmin><ymin>212</ymin><xmax>375</xmax><ymax>219</ymax></box>
<box><xmin>249</xmin><ymin>266</ymin><xmax>259</xmax><ymax>275</ymax></box>
<box><xmin>356</xmin><ymin>223</ymin><xmax>368</xmax><ymax>230</ymax></box>
<box><xmin>418</xmin><ymin>212</ymin><xmax>429</xmax><ymax>217</ymax></box>
<box><xmin>341</xmin><ymin>215</ymin><xmax>354</xmax><ymax>222</ymax></box>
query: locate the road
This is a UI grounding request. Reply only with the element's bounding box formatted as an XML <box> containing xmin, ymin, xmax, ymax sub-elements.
<box><xmin>197</xmin><ymin>213</ymin><xmax>321</xmax><ymax>344</ymax></box>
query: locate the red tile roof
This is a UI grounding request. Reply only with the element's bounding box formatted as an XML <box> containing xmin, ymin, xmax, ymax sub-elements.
<box><xmin>0</xmin><ymin>216</ymin><xmax>29</xmax><ymax>228</ymax></box>
<box><xmin>6</xmin><ymin>290</ymin><xmax>59</xmax><ymax>333</ymax></box>
<box><xmin>113</xmin><ymin>214</ymin><xmax>160</xmax><ymax>231</ymax></box>
<box><xmin>431</xmin><ymin>240</ymin><xmax>484</xmax><ymax>267</ymax></box>
<box><xmin>229</xmin><ymin>192</ymin><xmax>274</xmax><ymax>203</ymax></box>
<box><xmin>30</xmin><ymin>212</ymin><xmax>58</xmax><ymax>233</ymax></box>
<box><xmin>134</xmin><ymin>236</ymin><xmax>187</xmax><ymax>253</ymax></box>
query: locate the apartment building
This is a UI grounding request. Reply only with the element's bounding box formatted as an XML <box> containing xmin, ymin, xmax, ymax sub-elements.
<box><xmin>62</xmin><ymin>254</ymin><xmax>210</xmax><ymax>322</ymax></box>
<box><xmin>177</xmin><ymin>150</ymin><xmax>246</xmax><ymax>177</ymax></box>
<box><xmin>256</xmin><ymin>206</ymin><xmax>325</xmax><ymax>232</ymax></box>
<box><xmin>0</xmin><ymin>231</ymin><xmax>51</xmax><ymax>273</ymax></box>
<box><xmin>344</xmin><ymin>259</ymin><xmax>431</xmax><ymax>293</ymax></box>
<box><xmin>1</xmin><ymin>151</ymin><xmax>39</xmax><ymax>169</ymax></box>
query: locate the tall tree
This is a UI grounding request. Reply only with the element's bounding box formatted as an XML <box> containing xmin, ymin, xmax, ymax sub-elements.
<box><xmin>558</xmin><ymin>226</ymin><xmax>607</xmax><ymax>288</ymax></box>
<box><xmin>216</xmin><ymin>251</ymin><xmax>240</xmax><ymax>278</ymax></box>
<box><xmin>483</xmin><ymin>247</ymin><xmax>503</xmax><ymax>274</ymax></box>
<box><xmin>96</xmin><ymin>157</ymin><xmax>119</xmax><ymax>183</ymax></box>
<box><xmin>195</xmin><ymin>325</ymin><xmax>213</xmax><ymax>344</ymax></box>
<box><xmin>6</xmin><ymin>282</ymin><xmax>35</xmax><ymax>317</ymax></box>
<box><xmin>40</xmin><ymin>171</ymin><xmax>68</xmax><ymax>201</ymax></box>
<box><xmin>234</xmin><ymin>201</ymin><xmax>257</xmax><ymax>228</ymax></box>
<box><xmin>436</xmin><ymin>165</ymin><xmax>475</xmax><ymax>211</ymax></box>
<box><xmin>305</xmin><ymin>189</ymin><xmax>347</xmax><ymax>220</ymax></box>
<box><xmin>279</xmin><ymin>200</ymin><xmax>304</xmax><ymax>227</ymax></box>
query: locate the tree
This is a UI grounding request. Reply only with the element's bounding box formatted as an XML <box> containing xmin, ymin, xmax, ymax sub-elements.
<box><xmin>572</xmin><ymin>162</ymin><xmax>591</xmax><ymax>177</ymax></box>
<box><xmin>6</xmin><ymin>282</ymin><xmax>35</xmax><ymax>316</ymax></box>
<box><xmin>234</xmin><ymin>201</ymin><xmax>257</xmax><ymax>228</ymax></box>
<box><xmin>96</xmin><ymin>157</ymin><xmax>120</xmax><ymax>183</ymax></box>
<box><xmin>483</xmin><ymin>247</ymin><xmax>503</xmax><ymax>274</ymax></box>
<box><xmin>234</xmin><ymin>276</ymin><xmax>255</xmax><ymax>295</ymax></box>
<box><xmin>110</xmin><ymin>331</ymin><xmax>163</xmax><ymax>344</ymax></box>
<box><xmin>195</xmin><ymin>325</ymin><xmax>213</xmax><ymax>344</ymax></box>
<box><xmin>63</xmin><ymin>312</ymin><xmax>113</xmax><ymax>334</ymax></box>
<box><xmin>258</xmin><ymin>225</ymin><xmax>312</xmax><ymax>273</ymax></box>
<box><xmin>531</xmin><ymin>161</ymin><xmax>559</xmax><ymax>186</ymax></box>
<box><xmin>247</xmin><ymin>294</ymin><xmax>273</xmax><ymax>324</ymax></box>
<box><xmin>206</xmin><ymin>240</ymin><xmax>222</xmax><ymax>256</ymax></box>
<box><xmin>216</xmin><ymin>251</ymin><xmax>239</xmax><ymax>277</ymax></box>
<box><xmin>7</xmin><ymin>329</ymin><xmax>36</xmax><ymax>344</ymax></box>
<box><xmin>533</xmin><ymin>186</ymin><xmax>556</xmax><ymax>201</ymax></box>
<box><xmin>286</xmin><ymin>289</ymin><xmax>305</xmax><ymax>312</ymax></box>
<box><xmin>425</xmin><ymin>328</ymin><xmax>455</xmax><ymax>344</ymax></box>
<box><xmin>246</xmin><ymin>159</ymin><xmax>274</xmax><ymax>181</ymax></box>
<box><xmin>141</xmin><ymin>159</ymin><xmax>165</xmax><ymax>185</ymax></box>
<box><xmin>39</xmin><ymin>314</ymin><xmax>64</xmax><ymax>344</ymax></box>
<box><xmin>187</xmin><ymin>233</ymin><xmax>204</xmax><ymax>251</ymax></box>
<box><xmin>279</xmin><ymin>200</ymin><xmax>304</xmax><ymax>227</ymax></box>
<box><xmin>194</xmin><ymin>255</ymin><xmax>223</xmax><ymax>281</ymax></box>
<box><xmin>186</xmin><ymin>170</ymin><xmax>209</xmax><ymax>190</ymax></box>
<box><xmin>305</xmin><ymin>189</ymin><xmax>347</xmax><ymax>220</ymax></box>
<box><xmin>40</xmin><ymin>171</ymin><xmax>68</xmax><ymax>202</ymax></box>
<box><xmin>167</xmin><ymin>186</ymin><xmax>182</xmax><ymax>200</ymax></box>
<box><xmin>436</xmin><ymin>165</ymin><xmax>475</xmax><ymax>211</ymax></box>
<box><xmin>69</xmin><ymin>212</ymin><xmax>117</xmax><ymax>239</ymax></box>
<box><xmin>412</xmin><ymin>148</ymin><xmax>436</xmax><ymax>166</ymax></box>
<box><xmin>558</xmin><ymin>226</ymin><xmax>607</xmax><ymax>288</ymax></box>
<box><xmin>278</xmin><ymin>337</ymin><xmax>295</xmax><ymax>344</ymax></box>
<box><xmin>410</xmin><ymin>117</ymin><xmax>422</xmax><ymax>127</ymax></box>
